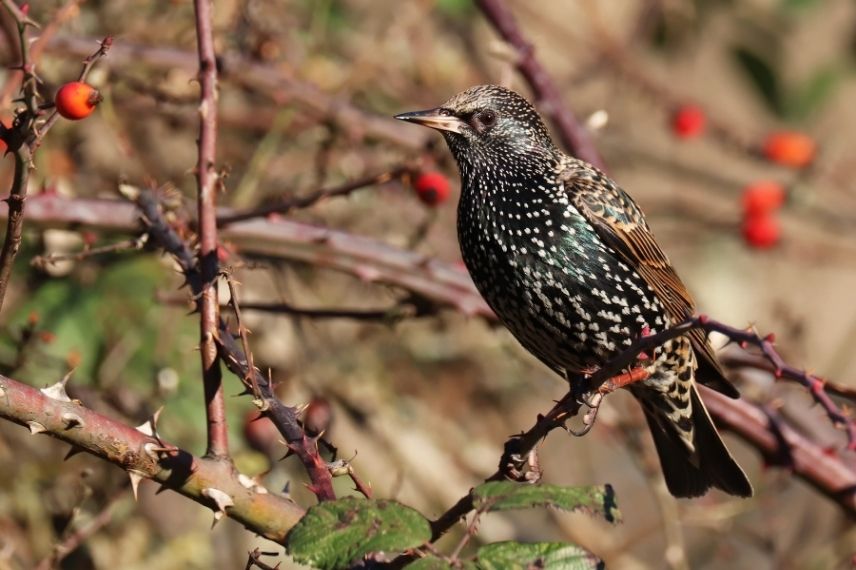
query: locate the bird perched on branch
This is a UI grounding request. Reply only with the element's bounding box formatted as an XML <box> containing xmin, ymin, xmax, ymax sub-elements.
<box><xmin>396</xmin><ymin>85</ymin><xmax>752</xmax><ymax>498</ymax></box>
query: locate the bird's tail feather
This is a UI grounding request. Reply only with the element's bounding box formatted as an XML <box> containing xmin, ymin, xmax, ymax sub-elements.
<box><xmin>639</xmin><ymin>385</ymin><xmax>753</xmax><ymax>498</ymax></box>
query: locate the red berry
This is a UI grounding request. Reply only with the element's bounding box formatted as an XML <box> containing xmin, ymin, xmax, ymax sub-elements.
<box><xmin>413</xmin><ymin>171</ymin><xmax>451</xmax><ymax>206</ymax></box>
<box><xmin>303</xmin><ymin>397</ymin><xmax>333</xmax><ymax>437</ymax></box>
<box><xmin>242</xmin><ymin>410</ymin><xmax>279</xmax><ymax>456</ymax></box>
<box><xmin>55</xmin><ymin>82</ymin><xmax>101</xmax><ymax>120</ymax></box>
<box><xmin>762</xmin><ymin>131</ymin><xmax>816</xmax><ymax>169</ymax></box>
<box><xmin>741</xmin><ymin>181</ymin><xmax>785</xmax><ymax>216</ymax></box>
<box><xmin>742</xmin><ymin>213</ymin><xmax>781</xmax><ymax>249</ymax></box>
<box><xmin>81</xmin><ymin>231</ymin><xmax>98</xmax><ymax>247</ymax></box>
<box><xmin>216</xmin><ymin>243</ymin><xmax>231</xmax><ymax>263</ymax></box>
<box><xmin>671</xmin><ymin>105</ymin><xmax>706</xmax><ymax>139</ymax></box>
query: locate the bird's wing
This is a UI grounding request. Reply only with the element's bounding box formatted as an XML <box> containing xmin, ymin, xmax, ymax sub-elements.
<box><xmin>558</xmin><ymin>160</ymin><xmax>739</xmax><ymax>398</ymax></box>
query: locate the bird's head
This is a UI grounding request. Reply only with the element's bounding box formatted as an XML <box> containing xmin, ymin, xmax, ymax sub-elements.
<box><xmin>395</xmin><ymin>85</ymin><xmax>557</xmax><ymax>171</ymax></box>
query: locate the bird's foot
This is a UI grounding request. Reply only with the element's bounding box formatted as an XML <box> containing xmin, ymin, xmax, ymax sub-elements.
<box><xmin>567</xmin><ymin>392</ymin><xmax>604</xmax><ymax>436</ymax></box>
<box><xmin>504</xmin><ymin>448</ymin><xmax>542</xmax><ymax>483</ymax></box>
<box><xmin>567</xmin><ymin>367</ymin><xmax>649</xmax><ymax>437</ymax></box>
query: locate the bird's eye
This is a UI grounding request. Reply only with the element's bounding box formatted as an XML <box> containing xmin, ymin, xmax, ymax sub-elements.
<box><xmin>478</xmin><ymin>110</ymin><xmax>497</xmax><ymax>127</ymax></box>
<box><xmin>438</xmin><ymin>108</ymin><xmax>453</xmax><ymax>116</ymax></box>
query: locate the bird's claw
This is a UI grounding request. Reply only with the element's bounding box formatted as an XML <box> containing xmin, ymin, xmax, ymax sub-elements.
<box><xmin>504</xmin><ymin>449</ymin><xmax>542</xmax><ymax>483</ymax></box>
<box><xmin>567</xmin><ymin>392</ymin><xmax>604</xmax><ymax>437</ymax></box>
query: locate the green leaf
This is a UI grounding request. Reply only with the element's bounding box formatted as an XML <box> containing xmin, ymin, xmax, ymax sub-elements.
<box><xmin>287</xmin><ymin>497</ymin><xmax>431</xmax><ymax>570</ymax></box>
<box><xmin>475</xmin><ymin>542</ymin><xmax>602</xmax><ymax>570</ymax></box>
<box><xmin>732</xmin><ymin>46</ymin><xmax>782</xmax><ymax>115</ymax></box>
<box><xmin>472</xmin><ymin>482</ymin><xmax>620</xmax><ymax>523</ymax></box>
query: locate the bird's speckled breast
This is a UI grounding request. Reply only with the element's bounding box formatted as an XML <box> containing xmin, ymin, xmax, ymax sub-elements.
<box><xmin>457</xmin><ymin>165</ymin><xmax>667</xmax><ymax>376</ymax></box>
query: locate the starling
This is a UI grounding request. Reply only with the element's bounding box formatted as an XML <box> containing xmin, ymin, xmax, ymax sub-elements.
<box><xmin>396</xmin><ymin>85</ymin><xmax>752</xmax><ymax>498</ymax></box>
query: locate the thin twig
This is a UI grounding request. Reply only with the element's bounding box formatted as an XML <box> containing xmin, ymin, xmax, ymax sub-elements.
<box><xmin>236</xmin><ymin>300</ymin><xmax>423</xmax><ymax>322</ymax></box>
<box><xmin>0</xmin><ymin>148</ymin><xmax>31</xmax><ymax>310</ymax></box>
<box><xmin>31</xmin><ymin>234</ymin><xmax>148</xmax><ymax>269</ymax></box>
<box><xmin>34</xmin><ymin>480</ymin><xmax>130</xmax><ymax>570</ymax></box>
<box><xmin>0</xmin><ymin>29</ymin><xmax>111</xmax><ymax>312</ymax></box>
<box><xmin>157</xmin><ymin>291</ymin><xmax>427</xmax><ymax>322</ymax></box>
<box><xmin>33</xmin><ymin>35</ymin><xmax>112</xmax><ymax>151</ymax></box>
<box><xmin>44</xmin><ymin>35</ymin><xmax>432</xmax><ymax>150</ymax></box>
<box><xmin>192</xmin><ymin>0</ymin><xmax>228</xmax><ymax>459</ymax></box>
<box><xmin>245</xmin><ymin>548</ymin><xmax>281</xmax><ymax>570</ymax></box>
<box><xmin>224</xmin><ymin>271</ymin><xmax>261</xmax><ymax>400</ymax></box>
<box><xmin>448</xmin><ymin>510</ymin><xmax>482</xmax><ymax>562</ymax></box>
<box><xmin>722</xmin><ymin>352</ymin><xmax>856</xmax><ymax>404</ymax></box>
<box><xmin>0</xmin><ymin>0</ymin><xmax>78</xmax><ymax>104</ymax></box>
<box><xmin>218</xmin><ymin>166</ymin><xmax>411</xmax><ymax>226</ymax></box>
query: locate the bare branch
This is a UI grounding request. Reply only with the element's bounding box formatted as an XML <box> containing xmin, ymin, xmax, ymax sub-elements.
<box><xmin>0</xmin><ymin>373</ymin><xmax>304</xmax><ymax>541</ymax></box>
<box><xmin>44</xmin><ymin>35</ymin><xmax>431</xmax><ymax>149</ymax></box>
<box><xmin>192</xmin><ymin>0</ymin><xmax>228</xmax><ymax>459</ymax></box>
<box><xmin>218</xmin><ymin>166</ymin><xmax>412</xmax><ymax>226</ymax></box>
<box><xmin>12</xmin><ymin>193</ymin><xmax>494</xmax><ymax>318</ymax></box>
<box><xmin>134</xmin><ymin>188</ymin><xmax>337</xmax><ymax>502</ymax></box>
<box><xmin>34</xmin><ymin>481</ymin><xmax>128</xmax><ymax>570</ymax></box>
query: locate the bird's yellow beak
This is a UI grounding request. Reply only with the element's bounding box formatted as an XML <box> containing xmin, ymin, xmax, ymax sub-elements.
<box><xmin>395</xmin><ymin>108</ymin><xmax>464</xmax><ymax>134</ymax></box>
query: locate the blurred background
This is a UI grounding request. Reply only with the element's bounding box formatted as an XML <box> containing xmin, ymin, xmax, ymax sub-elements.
<box><xmin>0</xmin><ymin>0</ymin><xmax>854</xmax><ymax>568</ymax></box>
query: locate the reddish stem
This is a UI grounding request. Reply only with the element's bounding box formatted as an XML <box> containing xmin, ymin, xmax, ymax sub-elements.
<box><xmin>0</xmin><ymin>373</ymin><xmax>305</xmax><ymax>540</ymax></box>
<box><xmin>193</xmin><ymin>0</ymin><xmax>228</xmax><ymax>458</ymax></box>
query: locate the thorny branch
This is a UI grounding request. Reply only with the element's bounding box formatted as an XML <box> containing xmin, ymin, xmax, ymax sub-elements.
<box><xmin>133</xmin><ymin>188</ymin><xmax>337</xmax><ymax>502</ymax></box>
<box><xmin>30</xmin><ymin>234</ymin><xmax>148</xmax><ymax>269</ymax></box>
<box><xmin>0</xmin><ymin>373</ymin><xmax>305</xmax><ymax>541</ymax></box>
<box><xmin>0</xmin><ymin>28</ymin><xmax>111</xmax><ymax>313</ymax></box>
<box><xmin>0</xmin><ymin>3</ymin><xmax>38</xmax><ymax>313</ymax></box>
<box><xmin>0</xmin><ymin>0</ymin><xmax>81</xmax><ymax>104</ymax></box>
<box><xmin>192</xmin><ymin>0</ymin><xmax>229</xmax><ymax>459</ymax></box>
<box><xmin>225</xmin><ymin>271</ymin><xmax>261</xmax><ymax>400</ymax></box>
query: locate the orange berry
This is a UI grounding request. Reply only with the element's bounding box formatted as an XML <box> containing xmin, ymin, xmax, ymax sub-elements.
<box><xmin>413</xmin><ymin>171</ymin><xmax>451</xmax><ymax>206</ymax></box>
<box><xmin>741</xmin><ymin>181</ymin><xmax>785</xmax><ymax>216</ymax></box>
<box><xmin>55</xmin><ymin>82</ymin><xmax>101</xmax><ymax>120</ymax></box>
<box><xmin>671</xmin><ymin>105</ymin><xmax>706</xmax><ymax>139</ymax></box>
<box><xmin>762</xmin><ymin>131</ymin><xmax>816</xmax><ymax>169</ymax></box>
<box><xmin>742</xmin><ymin>212</ymin><xmax>781</xmax><ymax>249</ymax></box>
